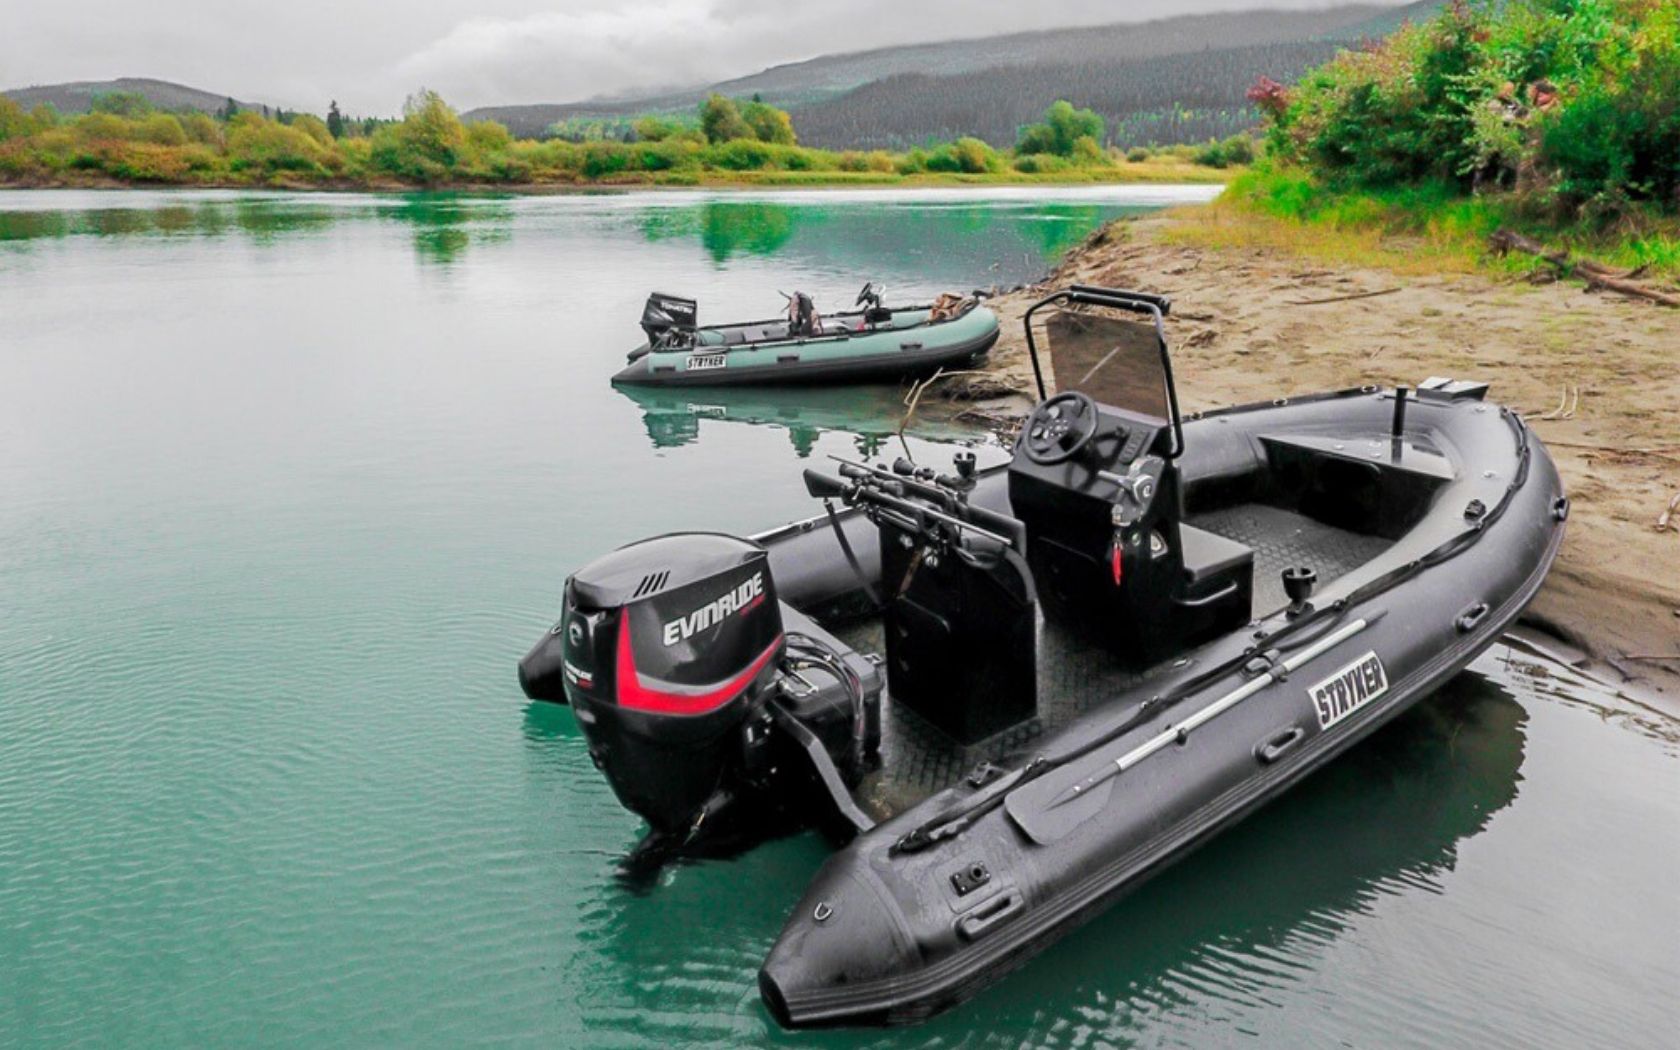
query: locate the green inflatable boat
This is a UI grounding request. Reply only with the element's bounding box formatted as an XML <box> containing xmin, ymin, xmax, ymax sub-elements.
<box><xmin>613</xmin><ymin>284</ymin><xmax>1000</xmax><ymax>388</ymax></box>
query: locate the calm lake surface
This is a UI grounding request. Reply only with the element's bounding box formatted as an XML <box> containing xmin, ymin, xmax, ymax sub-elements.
<box><xmin>2</xmin><ymin>186</ymin><xmax>1675</xmax><ymax>1048</ymax></box>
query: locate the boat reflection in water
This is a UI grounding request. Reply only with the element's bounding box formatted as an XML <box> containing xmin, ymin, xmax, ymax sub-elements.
<box><xmin>614</xmin><ymin>382</ymin><xmax>986</xmax><ymax>457</ymax></box>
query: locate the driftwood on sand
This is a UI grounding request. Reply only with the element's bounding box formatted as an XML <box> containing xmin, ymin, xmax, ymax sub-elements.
<box><xmin>1284</xmin><ymin>287</ymin><xmax>1403</xmax><ymax>306</ymax></box>
<box><xmin>1489</xmin><ymin>229</ymin><xmax>1680</xmax><ymax>307</ymax></box>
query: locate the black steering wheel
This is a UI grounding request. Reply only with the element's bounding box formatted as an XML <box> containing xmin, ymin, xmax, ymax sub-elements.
<box><xmin>856</xmin><ymin>281</ymin><xmax>879</xmax><ymax>307</ymax></box>
<box><xmin>1022</xmin><ymin>391</ymin><xmax>1099</xmax><ymax>465</ymax></box>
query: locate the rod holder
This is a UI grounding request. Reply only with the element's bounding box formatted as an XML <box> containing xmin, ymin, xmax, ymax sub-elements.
<box><xmin>1281</xmin><ymin>566</ymin><xmax>1317</xmax><ymax>607</ymax></box>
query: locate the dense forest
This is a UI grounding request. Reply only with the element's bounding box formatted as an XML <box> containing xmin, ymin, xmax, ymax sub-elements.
<box><xmin>793</xmin><ymin>41</ymin><xmax>1348</xmax><ymax>150</ymax></box>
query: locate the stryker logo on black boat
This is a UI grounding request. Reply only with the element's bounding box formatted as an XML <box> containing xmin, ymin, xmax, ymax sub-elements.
<box><xmin>1307</xmin><ymin>651</ymin><xmax>1389</xmax><ymax>729</ymax></box>
<box><xmin>661</xmin><ymin>572</ymin><xmax>765</xmax><ymax>646</ymax></box>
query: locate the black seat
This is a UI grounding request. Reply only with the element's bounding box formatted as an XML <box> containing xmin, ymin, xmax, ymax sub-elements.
<box><xmin>1176</xmin><ymin>522</ymin><xmax>1255</xmax><ymax>625</ymax></box>
<box><xmin>1179</xmin><ymin>524</ymin><xmax>1253</xmax><ymax>587</ymax></box>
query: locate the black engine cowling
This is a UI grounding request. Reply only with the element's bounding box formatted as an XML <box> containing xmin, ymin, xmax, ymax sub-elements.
<box><xmin>640</xmin><ymin>292</ymin><xmax>698</xmax><ymax>346</ymax></box>
<box><xmin>520</xmin><ymin>533</ymin><xmax>886</xmax><ymax>868</ymax></box>
<box><xmin>533</xmin><ymin>533</ymin><xmax>785</xmax><ymax>836</ymax></box>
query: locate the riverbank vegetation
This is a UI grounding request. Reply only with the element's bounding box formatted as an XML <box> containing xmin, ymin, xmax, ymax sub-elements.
<box><xmin>0</xmin><ymin>92</ymin><xmax>1241</xmax><ymax>191</ymax></box>
<box><xmin>1218</xmin><ymin>0</ymin><xmax>1679</xmax><ymax>280</ymax></box>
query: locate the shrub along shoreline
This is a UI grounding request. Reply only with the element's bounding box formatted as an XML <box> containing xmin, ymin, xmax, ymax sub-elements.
<box><xmin>0</xmin><ymin>161</ymin><xmax>1240</xmax><ymax>192</ymax></box>
<box><xmin>1235</xmin><ymin>0</ymin><xmax>1679</xmax><ymax>280</ymax></box>
<box><xmin>0</xmin><ymin>90</ymin><xmax>1245</xmax><ymax>192</ymax></box>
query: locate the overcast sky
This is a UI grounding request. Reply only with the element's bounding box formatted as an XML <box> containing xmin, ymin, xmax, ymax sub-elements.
<box><xmin>3</xmin><ymin>1</ymin><xmax>1408</xmax><ymax>115</ymax></box>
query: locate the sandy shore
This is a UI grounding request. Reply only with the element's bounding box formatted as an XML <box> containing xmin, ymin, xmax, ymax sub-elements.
<box><xmin>957</xmin><ymin>213</ymin><xmax>1679</xmax><ymax>699</ymax></box>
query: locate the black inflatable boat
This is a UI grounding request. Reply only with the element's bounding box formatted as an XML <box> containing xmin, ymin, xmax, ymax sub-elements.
<box><xmin>520</xmin><ymin>285</ymin><xmax>1566</xmax><ymax>1027</ymax></box>
<box><xmin>613</xmin><ymin>284</ymin><xmax>1000</xmax><ymax>387</ymax></box>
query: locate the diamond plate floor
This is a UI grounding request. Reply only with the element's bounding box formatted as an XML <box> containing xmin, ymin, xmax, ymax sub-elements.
<box><xmin>830</xmin><ymin>502</ymin><xmax>1394</xmax><ymax>818</ymax></box>
<box><xmin>1187</xmin><ymin>503</ymin><xmax>1392</xmax><ymax>617</ymax></box>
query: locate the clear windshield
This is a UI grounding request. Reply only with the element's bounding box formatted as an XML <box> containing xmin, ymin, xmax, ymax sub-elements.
<box><xmin>1033</xmin><ymin>306</ymin><xmax>1171</xmax><ymax>421</ymax></box>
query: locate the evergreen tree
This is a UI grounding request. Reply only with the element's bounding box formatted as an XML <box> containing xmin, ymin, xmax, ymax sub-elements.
<box><xmin>219</xmin><ymin>97</ymin><xmax>239</xmax><ymax>121</ymax></box>
<box><xmin>327</xmin><ymin>100</ymin><xmax>344</xmax><ymax>138</ymax></box>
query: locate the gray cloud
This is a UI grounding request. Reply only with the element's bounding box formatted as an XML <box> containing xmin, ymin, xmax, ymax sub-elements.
<box><xmin>4</xmin><ymin>1</ymin><xmax>1410</xmax><ymax>115</ymax></box>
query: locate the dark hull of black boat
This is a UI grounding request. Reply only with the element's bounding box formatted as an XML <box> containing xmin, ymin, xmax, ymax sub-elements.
<box><xmin>746</xmin><ymin>389</ymin><xmax>1565</xmax><ymax>1027</ymax></box>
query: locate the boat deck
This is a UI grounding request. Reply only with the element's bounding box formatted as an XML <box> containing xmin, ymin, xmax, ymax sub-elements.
<box><xmin>832</xmin><ymin>503</ymin><xmax>1394</xmax><ymax>818</ymax></box>
<box><xmin>696</xmin><ymin>308</ymin><xmax>932</xmax><ymax>348</ymax></box>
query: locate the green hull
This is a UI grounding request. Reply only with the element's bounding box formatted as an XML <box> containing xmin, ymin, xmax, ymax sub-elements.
<box><xmin>614</xmin><ymin>306</ymin><xmax>1000</xmax><ymax>388</ymax></box>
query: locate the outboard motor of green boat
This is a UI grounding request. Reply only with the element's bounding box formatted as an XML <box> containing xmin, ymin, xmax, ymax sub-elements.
<box><xmin>640</xmin><ymin>292</ymin><xmax>698</xmax><ymax>349</ymax></box>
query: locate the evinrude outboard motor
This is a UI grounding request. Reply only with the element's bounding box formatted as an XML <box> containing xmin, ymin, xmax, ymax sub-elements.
<box><xmin>519</xmin><ymin>533</ymin><xmax>883</xmax><ymax>866</ymax></box>
<box><xmin>546</xmin><ymin>533</ymin><xmax>783</xmax><ymax>836</ymax></box>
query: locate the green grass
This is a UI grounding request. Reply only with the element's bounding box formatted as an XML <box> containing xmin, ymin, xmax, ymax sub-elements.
<box><xmin>645</xmin><ymin>157</ymin><xmax>1238</xmax><ymax>189</ymax></box>
<box><xmin>1183</xmin><ymin>165</ymin><xmax>1680</xmax><ymax>280</ymax></box>
<box><xmin>0</xmin><ymin>150</ymin><xmax>1240</xmax><ymax>192</ymax></box>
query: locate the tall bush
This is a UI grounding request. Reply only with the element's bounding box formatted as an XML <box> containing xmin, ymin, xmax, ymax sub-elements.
<box><xmin>369</xmin><ymin>90</ymin><xmax>469</xmax><ymax>181</ymax></box>
<box><xmin>1016</xmin><ymin>100</ymin><xmax>1106</xmax><ymax>158</ymax></box>
<box><xmin>226</xmin><ymin>116</ymin><xmax>333</xmax><ymax>176</ymax></box>
<box><xmin>1260</xmin><ymin>0</ymin><xmax>1680</xmax><ymax>216</ymax></box>
<box><xmin>741</xmin><ymin>100</ymin><xmax>797</xmax><ymax>145</ymax></box>
<box><xmin>700</xmin><ymin>95</ymin><xmax>754</xmax><ymax>144</ymax></box>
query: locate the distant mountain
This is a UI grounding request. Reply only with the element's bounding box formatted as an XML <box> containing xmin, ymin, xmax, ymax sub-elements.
<box><xmin>1337</xmin><ymin>0</ymin><xmax>1441</xmax><ymax>38</ymax></box>
<box><xmin>2</xmin><ymin>77</ymin><xmax>271</xmax><ymax>115</ymax></box>
<box><xmin>464</xmin><ymin>3</ymin><xmax>1441</xmax><ymax>145</ymax></box>
<box><xmin>794</xmin><ymin>40</ymin><xmax>1341</xmax><ymax>150</ymax></box>
<box><xmin>793</xmin><ymin>3</ymin><xmax>1444</xmax><ymax>149</ymax></box>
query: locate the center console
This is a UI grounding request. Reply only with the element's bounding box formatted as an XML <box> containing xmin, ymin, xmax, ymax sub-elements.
<box><xmin>1007</xmin><ymin>287</ymin><xmax>1254</xmax><ymax>666</ymax></box>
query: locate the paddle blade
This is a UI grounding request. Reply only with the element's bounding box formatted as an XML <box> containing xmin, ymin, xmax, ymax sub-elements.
<box><xmin>1005</xmin><ymin>769</ymin><xmax>1116</xmax><ymax>846</ymax></box>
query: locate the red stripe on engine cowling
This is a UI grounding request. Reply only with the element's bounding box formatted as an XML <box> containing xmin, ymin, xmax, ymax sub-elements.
<box><xmin>615</xmin><ymin>620</ymin><xmax>782</xmax><ymax>715</ymax></box>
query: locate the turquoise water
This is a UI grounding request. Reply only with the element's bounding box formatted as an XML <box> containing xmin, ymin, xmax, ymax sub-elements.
<box><xmin>1</xmin><ymin>187</ymin><xmax>1675</xmax><ymax>1048</ymax></box>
